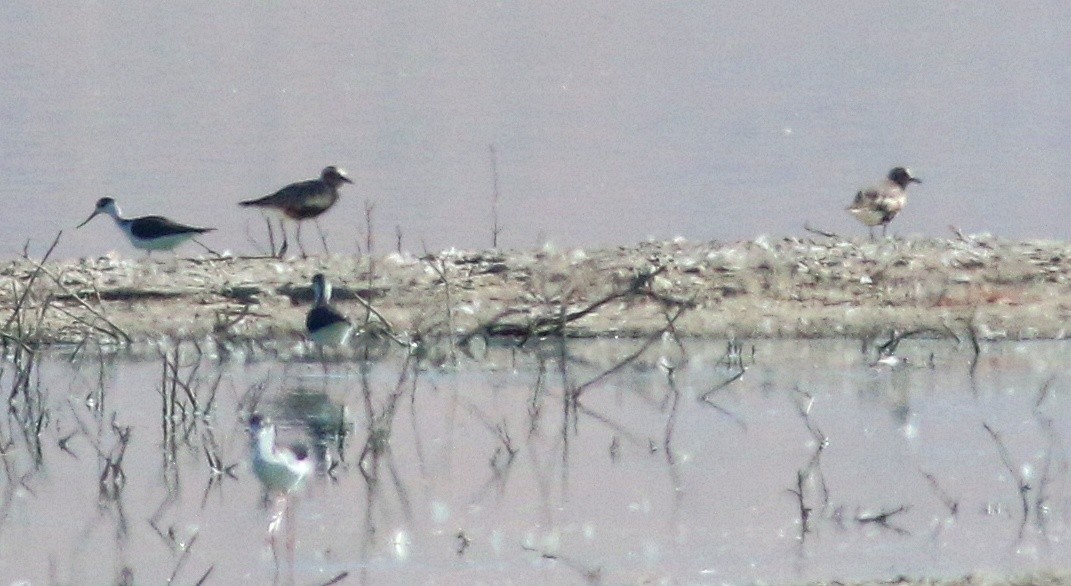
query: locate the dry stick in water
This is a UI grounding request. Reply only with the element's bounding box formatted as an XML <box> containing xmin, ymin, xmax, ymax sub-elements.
<box><xmin>571</xmin><ymin>403</ymin><xmax>647</xmax><ymax>448</ymax></box>
<box><xmin>1031</xmin><ymin>379</ymin><xmax>1062</xmax><ymax>536</ymax></box>
<box><xmin>798</xmin><ymin>394</ymin><xmax>830</xmax><ymax>493</ymax></box>
<box><xmin>920</xmin><ymin>469</ymin><xmax>959</xmax><ymax>517</ymax></box>
<box><xmin>520</xmin><ymin>544</ymin><xmax>602</xmax><ymax>585</ymax></box>
<box><xmin>99</xmin><ymin>418</ymin><xmax>132</xmax><ymax>502</ymax></box>
<box><xmin>788</xmin><ymin>391</ymin><xmax>830</xmax><ymax>544</ymax></box>
<box><xmin>357</xmin><ymin>351</ymin><xmax>414</xmax><ymax>481</ymax></box>
<box><xmin>571</xmin><ymin>304</ymin><xmax>686</xmax><ymax>401</ymax></box>
<box><xmin>697</xmin><ymin>374</ymin><xmax>748</xmax><ymax>430</ymax></box>
<box><xmin>167</xmin><ymin>530</ymin><xmax>201</xmax><ymax>584</ymax></box>
<box><xmin>788</xmin><ymin>470</ymin><xmax>811</xmax><ymax>541</ymax></box>
<box><xmin>192</xmin><ymin>566</ymin><xmax>214</xmax><ymax>586</ymax></box>
<box><xmin>463</xmin><ymin>401</ymin><xmax>518</xmax><ymax>489</ymax></box>
<box><xmin>318</xmin><ymin>572</ymin><xmax>350</xmax><ymax>586</ymax></box>
<box><xmin>697</xmin><ymin>339</ymin><xmax>749</xmax><ymax>426</ymax></box>
<box><xmin>1033</xmin><ymin>374</ymin><xmax>1056</xmax><ymax>412</ymax></box>
<box><xmin>170</xmin><ymin>343</ymin><xmax>208</xmax><ymax>414</ymax></box>
<box><xmin>662</xmin><ymin>353</ymin><xmax>683</xmax><ymax>471</ymax></box>
<box><xmin>1032</xmin><ymin>417</ymin><xmax>1060</xmax><ymax>537</ymax></box>
<box><xmin>982</xmin><ymin>422</ymin><xmax>1030</xmax><ymax>537</ymax></box>
<box><xmin>566</xmin><ymin>309</ymin><xmax>690</xmax><ymax>450</ymax></box>
<box><xmin>856</xmin><ymin>504</ymin><xmax>911</xmax><ymax>534</ymax></box>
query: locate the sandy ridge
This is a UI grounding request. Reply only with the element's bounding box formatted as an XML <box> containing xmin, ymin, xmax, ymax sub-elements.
<box><xmin>2</xmin><ymin>235</ymin><xmax>1070</xmax><ymax>347</ymax></box>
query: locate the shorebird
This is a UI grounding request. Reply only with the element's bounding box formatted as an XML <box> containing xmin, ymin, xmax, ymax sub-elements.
<box><xmin>248</xmin><ymin>413</ymin><xmax>313</xmax><ymax>577</ymax></box>
<box><xmin>847</xmin><ymin>167</ymin><xmax>921</xmax><ymax>239</ymax></box>
<box><xmin>248</xmin><ymin>414</ymin><xmax>314</xmax><ymax>496</ymax></box>
<box><xmin>306</xmin><ymin>273</ymin><xmax>353</xmax><ymax>346</ymax></box>
<box><xmin>77</xmin><ymin>197</ymin><xmax>214</xmax><ymax>255</ymax></box>
<box><xmin>239</xmin><ymin>166</ymin><xmax>353</xmax><ymax>257</ymax></box>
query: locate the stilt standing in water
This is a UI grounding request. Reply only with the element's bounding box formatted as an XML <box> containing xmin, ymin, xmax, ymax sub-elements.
<box><xmin>248</xmin><ymin>413</ymin><xmax>313</xmax><ymax>583</ymax></box>
<box><xmin>306</xmin><ymin>273</ymin><xmax>353</xmax><ymax>347</ymax></box>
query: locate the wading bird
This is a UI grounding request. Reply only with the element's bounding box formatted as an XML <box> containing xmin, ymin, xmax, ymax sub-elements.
<box><xmin>847</xmin><ymin>167</ymin><xmax>921</xmax><ymax>239</ymax></box>
<box><xmin>306</xmin><ymin>273</ymin><xmax>353</xmax><ymax>347</ymax></box>
<box><xmin>249</xmin><ymin>414</ymin><xmax>314</xmax><ymax>496</ymax></box>
<box><xmin>77</xmin><ymin>197</ymin><xmax>214</xmax><ymax>255</ymax></box>
<box><xmin>247</xmin><ymin>413</ymin><xmax>314</xmax><ymax>580</ymax></box>
<box><xmin>239</xmin><ymin>166</ymin><xmax>353</xmax><ymax>257</ymax></box>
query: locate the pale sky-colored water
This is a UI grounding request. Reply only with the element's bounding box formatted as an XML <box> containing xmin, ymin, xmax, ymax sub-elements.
<box><xmin>1</xmin><ymin>3</ymin><xmax>1070</xmax><ymax>259</ymax></box>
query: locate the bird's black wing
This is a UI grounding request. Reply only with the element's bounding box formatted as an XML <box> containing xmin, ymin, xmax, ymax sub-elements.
<box><xmin>130</xmin><ymin>216</ymin><xmax>212</xmax><ymax>239</ymax></box>
<box><xmin>306</xmin><ymin>306</ymin><xmax>350</xmax><ymax>332</ymax></box>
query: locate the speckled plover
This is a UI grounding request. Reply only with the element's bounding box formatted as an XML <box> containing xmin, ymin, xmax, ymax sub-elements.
<box><xmin>847</xmin><ymin>167</ymin><xmax>921</xmax><ymax>239</ymax></box>
<box><xmin>77</xmin><ymin>197</ymin><xmax>213</xmax><ymax>255</ymax></box>
<box><xmin>240</xmin><ymin>166</ymin><xmax>353</xmax><ymax>257</ymax></box>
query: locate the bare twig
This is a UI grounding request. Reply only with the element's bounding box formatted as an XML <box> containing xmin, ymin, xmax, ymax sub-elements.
<box><xmin>856</xmin><ymin>505</ymin><xmax>911</xmax><ymax>534</ymax></box>
<box><xmin>983</xmin><ymin>422</ymin><xmax>1029</xmax><ymax>536</ymax></box>
<box><xmin>521</xmin><ymin>545</ymin><xmax>602</xmax><ymax>584</ymax></box>
<box><xmin>464</xmin><ymin>264</ymin><xmax>673</xmax><ymax>343</ymax></box>
<box><xmin>920</xmin><ymin>469</ymin><xmax>959</xmax><ymax>516</ymax></box>
<box><xmin>803</xmin><ymin>222</ymin><xmax>842</xmax><ymax>239</ymax></box>
<box><xmin>2</xmin><ymin>231</ymin><xmax>63</xmax><ymax>343</ymax></box>
<box><xmin>788</xmin><ymin>470</ymin><xmax>811</xmax><ymax>541</ymax></box>
<box><xmin>571</xmin><ymin>308</ymin><xmax>685</xmax><ymax>401</ymax></box>
<box><xmin>489</xmin><ymin>144</ymin><xmax>503</xmax><ymax>248</ymax></box>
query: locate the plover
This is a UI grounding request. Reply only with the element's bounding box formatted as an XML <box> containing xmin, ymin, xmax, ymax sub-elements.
<box><xmin>240</xmin><ymin>166</ymin><xmax>353</xmax><ymax>257</ymax></box>
<box><xmin>847</xmin><ymin>167</ymin><xmax>921</xmax><ymax>239</ymax></box>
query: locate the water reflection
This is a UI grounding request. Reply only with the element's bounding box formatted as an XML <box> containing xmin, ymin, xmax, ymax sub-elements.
<box><xmin>0</xmin><ymin>337</ymin><xmax>1069</xmax><ymax>583</ymax></box>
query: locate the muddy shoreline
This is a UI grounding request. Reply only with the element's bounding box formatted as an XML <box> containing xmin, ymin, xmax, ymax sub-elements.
<box><xmin>3</xmin><ymin>235</ymin><xmax>1071</xmax><ymax>348</ymax></box>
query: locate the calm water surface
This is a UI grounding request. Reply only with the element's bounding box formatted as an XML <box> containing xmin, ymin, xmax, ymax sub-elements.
<box><xmin>0</xmin><ymin>338</ymin><xmax>1069</xmax><ymax>583</ymax></box>
<box><xmin>1</xmin><ymin>4</ymin><xmax>1071</xmax><ymax>259</ymax></box>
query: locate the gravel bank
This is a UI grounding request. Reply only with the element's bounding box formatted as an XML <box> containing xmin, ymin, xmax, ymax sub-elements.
<box><xmin>3</xmin><ymin>235</ymin><xmax>1071</xmax><ymax>347</ymax></box>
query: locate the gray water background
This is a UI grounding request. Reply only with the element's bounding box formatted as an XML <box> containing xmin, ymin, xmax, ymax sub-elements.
<box><xmin>1</xmin><ymin>4</ymin><xmax>1069</xmax><ymax>260</ymax></box>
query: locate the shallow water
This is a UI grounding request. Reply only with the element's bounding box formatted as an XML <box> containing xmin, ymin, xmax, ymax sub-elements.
<box><xmin>0</xmin><ymin>337</ymin><xmax>1069</xmax><ymax>584</ymax></box>
<box><xmin>2</xmin><ymin>4</ymin><xmax>1071</xmax><ymax>260</ymax></box>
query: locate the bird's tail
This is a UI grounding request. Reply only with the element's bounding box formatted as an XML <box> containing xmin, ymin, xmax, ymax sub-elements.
<box><xmin>239</xmin><ymin>196</ymin><xmax>270</xmax><ymax>207</ymax></box>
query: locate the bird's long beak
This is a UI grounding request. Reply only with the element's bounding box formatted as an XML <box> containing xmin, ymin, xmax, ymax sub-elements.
<box><xmin>911</xmin><ymin>177</ymin><xmax>922</xmax><ymax>184</ymax></box>
<box><xmin>341</xmin><ymin>176</ymin><xmax>354</xmax><ymax>184</ymax></box>
<box><xmin>76</xmin><ymin>210</ymin><xmax>100</xmax><ymax>228</ymax></box>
